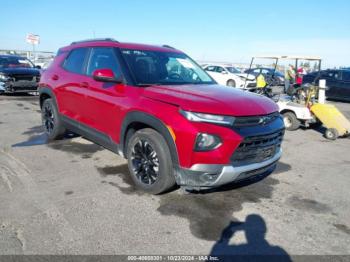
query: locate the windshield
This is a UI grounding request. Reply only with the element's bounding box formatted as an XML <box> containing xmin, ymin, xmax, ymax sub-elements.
<box><xmin>0</xmin><ymin>57</ymin><xmax>34</xmax><ymax>69</ymax></box>
<box><xmin>120</xmin><ymin>49</ymin><xmax>215</xmax><ymax>85</ymax></box>
<box><xmin>225</xmin><ymin>67</ymin><xmax>241</xmax><ymax>74</ymax></box>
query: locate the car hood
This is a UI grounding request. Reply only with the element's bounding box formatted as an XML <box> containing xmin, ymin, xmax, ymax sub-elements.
<box><xmin>0</xmin><ymin>67</ymin><xmax>40</xmax><ymax>76</ymax></box>
<box><xmin>142</xmin><ymin>84</ymin><xmax>278</xmax><ymax>116</ymax></box>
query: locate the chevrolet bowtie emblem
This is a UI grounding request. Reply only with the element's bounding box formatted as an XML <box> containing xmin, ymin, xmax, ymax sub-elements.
<box><xmin>259</xmin><ymin>116</ymin><xmax>271</xmax><ymax>125</ymax></box>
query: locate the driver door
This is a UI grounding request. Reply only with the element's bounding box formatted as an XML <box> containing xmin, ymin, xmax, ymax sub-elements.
<box><xmin>83</xmin><ymin>47</ymin><xmax>126</xmax><ymax>137</ymax></box>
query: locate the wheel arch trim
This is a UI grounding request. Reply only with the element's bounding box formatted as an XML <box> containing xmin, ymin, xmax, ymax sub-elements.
<box><xmin>120</xmin><ymin>111</ymin><xmax>179</xmax><ymax>165</ymax></box>
<box><xmin>38</xmin><ymin>86</ymin><xmax>58</xmax><ymax>109</ymax></box>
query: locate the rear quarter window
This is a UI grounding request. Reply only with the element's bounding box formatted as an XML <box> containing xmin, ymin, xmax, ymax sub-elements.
<box><xmin>62</xmin><ymin>48</ymin><xmax>89</xmax><ymax>74</ymax></box>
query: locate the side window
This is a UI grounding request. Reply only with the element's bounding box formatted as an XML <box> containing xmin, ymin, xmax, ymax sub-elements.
<box><xmin>334</xmin><ymin>71</ymin><xmax>340</xmax><ymax>80</ymax></box>
<box><xmin>87</xmin><ymin>47</ymin><xmax>120</xmax><ymax>77</ymax></box>
<box><xmin>63</xmin><ymin>48</ymin><xmax>89</xmax><ymax>74</ymax></box>
<box><xmin>205</xmin><ymin>66</ymin><xmax>215</xmax><ymax>72</ymax></box>
<box><xmin>321</xmin><ymin>70</ymin><xmax>337</xmax><ymax>79</ymax></box>
<box><xmin>216</xmin><ymin>66</ymin><xmax>225</xmax><ymax>73</ymax></box>
<box><xmin>342</xmin><ymin>71</ymin><xmax>350</xmax><ymax>81</ymax></box>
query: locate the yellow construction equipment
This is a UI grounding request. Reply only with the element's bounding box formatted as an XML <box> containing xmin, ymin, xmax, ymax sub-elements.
<box><xmin>311</xmin><ymin>103</ymin><xmax>350</xmax><ymax>140</ymax></box>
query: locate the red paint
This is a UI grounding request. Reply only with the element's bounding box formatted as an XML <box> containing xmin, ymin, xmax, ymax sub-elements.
<box><xmin>40</xmin><ymin>40</ymin><xmax>279</xmax><ymax>168</ymax></box>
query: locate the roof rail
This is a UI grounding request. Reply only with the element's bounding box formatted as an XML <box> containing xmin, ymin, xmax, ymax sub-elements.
<box><xmin>71</xmin><ymin>38</ymin><xmax>119</xmax><ymax>45</ymax></box>
<box><xmin>162</xmin><ymin>44</ymin><xmax>176</xmax><ymax>49</ymax></box>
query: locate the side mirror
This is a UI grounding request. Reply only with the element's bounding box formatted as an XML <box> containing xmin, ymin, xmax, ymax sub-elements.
<box><xmin>35</xmin><ymin>65</ymin><xmax>41</xmax><ymax>69</ymax></box>
<box><xmin>221</xmin><ymin>71</ymin><xmax>228</xmax><ymax>74</ymax></box>
<box><xmin>92</xmin><ymin>68</ymin><xmax>123</xmax><ymax>83</ymax></box>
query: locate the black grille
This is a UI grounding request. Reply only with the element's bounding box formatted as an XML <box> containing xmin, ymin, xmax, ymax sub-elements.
<box><xmin>233</xmin><ymin>112</ymin><xmax>281</xmax><ymax>127</ymax></box>
<box><xmin>236</xmin><ymin>161</ymin><xmax>278</xmax><ymax>182</ymax></box>
<box><xmin>13</xmin><ymin>75</ymin><xmax>36</xmax><ymax>81</ymax></box>
<box><xmin>247</xmin><ymin>83</ymin><xmax>257</xmax><ymax>87</ymax></box>
<box><xmin>231</xmin><ymin>129</ymin><xmax>284</xmax><ymax>165</ymax></box>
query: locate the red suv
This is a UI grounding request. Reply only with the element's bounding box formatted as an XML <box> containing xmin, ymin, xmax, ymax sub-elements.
<box><xmin>39</xmin><ymin>38</ymin><xmax>284</xmax><ymax>194</ymax></box>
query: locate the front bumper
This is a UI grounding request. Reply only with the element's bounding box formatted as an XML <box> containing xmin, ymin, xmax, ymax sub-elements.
<box><xmin>176</xmin><ymin>148</ymin><xmax>282</xmax><ymax>189</ymax></box>
<box><xmin>0</xmin><ymin>80</ymin><xmax>38</xmax><ymax>93</ymax></box>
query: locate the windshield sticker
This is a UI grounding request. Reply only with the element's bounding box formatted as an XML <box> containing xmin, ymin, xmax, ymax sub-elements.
<box><xmin>176</xmin><ymin>58</ymin><xmax>195</xmax><ymax>69</ymax></box>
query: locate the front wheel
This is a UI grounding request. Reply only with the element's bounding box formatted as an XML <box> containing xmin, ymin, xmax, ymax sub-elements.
<box><xmin>227</xmin><ymin>80</ymin><xmax>236</xmax><ymax>87</ymax></box>
<box><xmin>325</xmin><ymin>128</ymin><xmax>339</xmax><ymax>140</ymax></box>
<box><xmin>126</xmin><ymin>128</ymin><xmax>176</xmax><ymax>194</ymax></box>
<box><xmin>283</xmin><ymin>112</ymin><xmax>300</xmax><ymax>131</ymax></box>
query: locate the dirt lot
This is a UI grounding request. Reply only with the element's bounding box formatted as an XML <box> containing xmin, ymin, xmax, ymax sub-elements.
<box><xmin>0</xmin><ymin>94</ymin><xmax>350</xmax><ymax>257</ymax></box>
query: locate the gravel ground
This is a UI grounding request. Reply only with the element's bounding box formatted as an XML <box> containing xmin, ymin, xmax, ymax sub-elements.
<box><xmin>0</xmin><ymin>94</ymin><xmax>349</xmax><ymax>258</ymax></box>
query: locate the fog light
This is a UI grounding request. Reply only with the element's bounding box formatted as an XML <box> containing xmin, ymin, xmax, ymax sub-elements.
<box><xmin>195</xmin><ymin>133</ymin><xmax>221</xmax><ymax>151</ymax></box>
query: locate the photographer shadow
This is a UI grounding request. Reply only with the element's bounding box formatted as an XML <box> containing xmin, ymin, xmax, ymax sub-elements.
<box><xmin>209</xmin><ymin>214</ymin><xmax>291</xmax><ymax>262</ymax></box>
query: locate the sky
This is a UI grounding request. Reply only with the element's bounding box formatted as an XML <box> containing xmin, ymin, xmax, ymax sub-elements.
<box><xmin>1</xmin><ymin>0</ymin><xmax>350</xmax><ymax>68</ymax></box>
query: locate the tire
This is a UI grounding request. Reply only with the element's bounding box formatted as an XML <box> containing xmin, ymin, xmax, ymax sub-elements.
<box><xmin>325</xmin><ymin>128</ymin><xmax>339</xmax><ymax>140</ymax></box>
<box><xmin>126</xmin><ymin>128</ymin><xmax>176</xmax><ymax>194</ymax></box>
<box><xmin>283</xmin><ymin>112</ymin><xmax>300</xmax><ymax>131</ymax></box>
<box><xmin>227</xmin><ymin>80</ymin><xmax>236</xmax><ymax>87</ymax></box>
<box><xmin>41</xmin><ymin>98</ymin><xmax>66</xmax><ymax>141</ymax></box>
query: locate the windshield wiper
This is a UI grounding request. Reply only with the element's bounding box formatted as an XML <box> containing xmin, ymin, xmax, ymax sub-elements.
<box><xmin>137</xmin><ymin>83</ymin><xmax>162</xmax><ymax>87</ymax></box>
<box><xmin>137</xmin><ymin>82</ymin><xmax>214</xmax><ymax>87</ymax></box>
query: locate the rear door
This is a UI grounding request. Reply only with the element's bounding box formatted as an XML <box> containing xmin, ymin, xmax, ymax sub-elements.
<box><xmin>338</xmin><ymin>71</ymin><xmax>350</xmax><ymax>100</ymax></box>
<box><xmin>321</xmin><ymin>70</ymin><xmax>340</xmax><ymax>98</ymax></box>
<box><xmin>56</xmin><ymin>47</ymin><xmax>91</xmax><ymax>123</ymax></box>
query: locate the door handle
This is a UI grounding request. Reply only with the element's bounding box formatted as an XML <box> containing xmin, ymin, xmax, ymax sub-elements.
<box><xmin>80</xmin><ymin>82</ymin><xmax>89</xmax><ymax>88</ymax></box>
<box><xmin>51</xmin><ymin>74</ymin><xmax>59</xmax><ymax>81</ymax></box>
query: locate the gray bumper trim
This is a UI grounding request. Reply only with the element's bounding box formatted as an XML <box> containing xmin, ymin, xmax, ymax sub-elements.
<box><xmin>181</xmin><ymin>149</ymin><xmax>282</xmax><ymax>188</ymax></box>
<box><xmin>212</xmin><ymin>149</ymin><xmax>282</xmax><ymax>187</ymax></box>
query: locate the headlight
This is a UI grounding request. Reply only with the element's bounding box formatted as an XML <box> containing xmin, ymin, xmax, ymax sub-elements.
<box><xmin>0</xmin><ymin>74</ymin><xmax>8</xmax><ymax>81</ymax></box>
<box><xmin>195</xmin><ymin>133</ymin><xmax>222</xmax><ymax>151</ymax></box>
<box><xmin>180</xmin><ymin>110</ymin><xmax>235</xmax><ymax>125</ymax></box>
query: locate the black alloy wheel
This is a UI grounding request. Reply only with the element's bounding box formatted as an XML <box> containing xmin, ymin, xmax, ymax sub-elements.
<box><xmin>130</xmin><ymin>139</ymin><xmax>160</xmax><ymax>185</ymax></box>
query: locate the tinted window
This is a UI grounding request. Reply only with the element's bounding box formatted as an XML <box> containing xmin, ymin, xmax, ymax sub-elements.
<box><xmin>87</xmin><ymin>48</ymin><xmax>120</xmax><ymax>77</ymax></box>
<box><xmin>226</xmin><ymin>67</ymin><xmax>240</xmax><ymax>74</ymax></box>
<box><xmin>216</xmin><ymin>66</ymin><xmax>225</xmax><ymax>73</ymax></box>
<box><xmin>321</xmin><ymin>70</ymin><xmax>339</xmax><ymax>79</ymax></box>
<box><xmin>342</xmin><ymin>71</ymin><xmax>350</xmax><ymax>81</ymax></box>
<box><xmin>205</xmin><ymin>66</ymin><xmax>216</xmax><ymax>72</ymax></box>
<box><xmin>0</xmin><ymin>56</ymin><xmax>34</xmax><ymax>69</ymax></box>
<box><xmin>63</xmin><ymin>48</ymin><xmax>89</xmax><ymax>74</ymax></box>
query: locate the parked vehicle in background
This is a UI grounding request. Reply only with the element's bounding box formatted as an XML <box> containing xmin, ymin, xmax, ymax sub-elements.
<box><xmin>39</xmin><ymin>38</ymin><xmax>284</xmax><ymax>194</ymax></box>
<box><xmin>41</xmin><ymin>59</ymin><xmax>54</xmax><ymax>70</ymax></box>
<box><xmin>303</xmin><ymin>69</ymin><xmax>350</xmax><ymax>102</ymax></box>
<box><xmin>245</xmin><ymin>67</ymin><xmax>285</xmax><ymax>86</ymax></box>
<box><xmin>203</xmin><ymin>64</ymin><xmax>256</xmax><ymax>89</ymax></box>
<box><xmin>0</xmin><ymin>55</ymin><xmax>41</xmax><ymax>94</ymax></box>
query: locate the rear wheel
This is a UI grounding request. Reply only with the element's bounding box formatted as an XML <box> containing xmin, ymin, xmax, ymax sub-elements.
<box><xmin>325</xmin><ymin>128</ymin><xmax>339</xmax><ymax>140</ymax></box>
<box><xmin>283</xmin><ymin>112</ymin><xmax>300</xmax><ymax>131</ymax></box>
<box><xmin>126</xmin><ymin>128</ymin><xmax>176</xmax><ymax>194</ymax></box>
<box><xmin>227</xmin><ymin>80</ymin><xmax>236</xmax><ymax>87</ymax></box>
<box><xmin>41</xmin><ymin>98</ymin><xmax>66</xmax><ymax>141</ymax></box>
